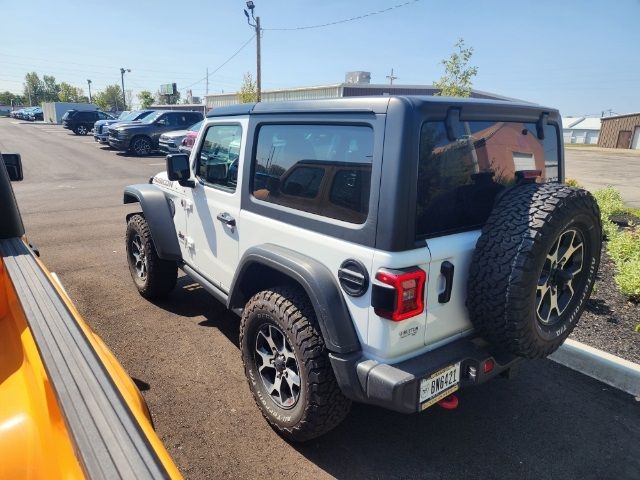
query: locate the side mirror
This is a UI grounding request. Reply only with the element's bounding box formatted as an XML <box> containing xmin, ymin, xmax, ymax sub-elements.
<box><xmin>206</xmin><ymin>163</ymin><xmax>228</xmax><ymax>181</ymax></box>
<box><xmin>166</xmin><ymin>154</ymin><xmax>193</xmax><ymax>187</ymax></box>
<box><xmin>2</xmin><ymin>153</ymin><xmax>23</xmax><ymax>181</ymax></box>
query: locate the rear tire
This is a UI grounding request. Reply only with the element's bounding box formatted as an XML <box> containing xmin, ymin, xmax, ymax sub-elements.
<box><xmin>240</xmin><ymin>286</ymin><xmax>351</xmax><ymax>442</ymax></box>
<box><xmin>126</xmin><ymin>214</ymin><xmax>177</xmax><ymax>299</ymax></box>
<box><xmin>467</xmin><ymin>183</ymin><xmax>601</xmax><ymax>358</ymax></box>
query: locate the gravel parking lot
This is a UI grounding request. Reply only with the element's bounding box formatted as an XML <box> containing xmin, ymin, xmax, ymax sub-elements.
<box><xmin>3</xmin><ymin>119</ymin><xmax>639</xmax><ymax>480</ymax></box>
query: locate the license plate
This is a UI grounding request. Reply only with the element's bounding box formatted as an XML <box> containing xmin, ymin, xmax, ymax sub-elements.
<box><xmin>419</xmin><ymin>362</ymin><xmax>461</xmax><ymax>410</ymax></box>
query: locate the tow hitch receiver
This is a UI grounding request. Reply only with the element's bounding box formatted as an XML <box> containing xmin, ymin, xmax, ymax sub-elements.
<box><xmin>438</xmin><ymin>394</ymin><xmax>459</xmax><ymax>410</ymax></box>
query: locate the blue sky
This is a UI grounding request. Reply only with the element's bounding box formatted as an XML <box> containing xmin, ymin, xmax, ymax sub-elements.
<box><xmin>1</xmin><ymin>0</ymin><xmax>638</xmax><ymax>116</ymax></box>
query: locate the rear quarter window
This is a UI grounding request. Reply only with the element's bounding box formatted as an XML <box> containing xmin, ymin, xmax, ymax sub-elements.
<box><xmin>252</xmin><ymin>124</ymin><xmax>374</xmax><ymax>224</ymax></box>
<box><xmin>416</xmin><ymin>120</ymin><xmax>560</xmax><ymax>238</ymax></box>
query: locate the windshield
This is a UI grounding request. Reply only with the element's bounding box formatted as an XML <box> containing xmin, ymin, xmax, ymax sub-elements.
<box><xmin>117</xmin><ymin>111</ymin><xmax>132</xmax><ymax>120</ymax></box>
<box><xmin>416</xmin><ymin>120</ymin><xmax>560</xmax><ymax>238</ymax></box>
<box><xmin>188</xmin><ymin>120</ymin><xmax>203</xmax><ymax>132</ymax></box>
<box><xmin>141</xmin><ymin>111</ymin><xmax>163</xmax><ymax>124</ymax></box>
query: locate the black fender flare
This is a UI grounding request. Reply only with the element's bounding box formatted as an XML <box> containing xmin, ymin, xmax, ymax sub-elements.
<box><xmin>228</xmin><ymin>244</ymin><xmax>361</xmax><ymax>354</ymax></box>
<box><xmin>123</xmin><ymin>184</ymin><xmax>182</xmax><ymax>261</ymax></box>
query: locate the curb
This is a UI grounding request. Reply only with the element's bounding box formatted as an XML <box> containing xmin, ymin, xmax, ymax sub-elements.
<box><xmin>548</xmin><ymin>339</ymin><xmax>640</xmax><ymax>398</ymax></box>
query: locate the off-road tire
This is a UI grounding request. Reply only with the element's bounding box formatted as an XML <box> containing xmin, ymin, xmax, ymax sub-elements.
<box><xmin>240</xmin><ymin>286</ymin><xmax>351</xmax><ymax>442</ymax></box>
<box><xmin>126</xmin><ymin>214</ymin><xmax>177</xmax><ymax>299</ymax></box>
<box><xmin>467</xmin><ymin>183</ymin><xmax>601</xmax><ymax>358</ymax></box>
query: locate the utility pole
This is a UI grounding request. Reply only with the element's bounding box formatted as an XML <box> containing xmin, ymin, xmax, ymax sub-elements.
<box><xmin>206</xmin><ymin>67</ymin><xmax>209</xmax><ymax>96</ymax></box>
<box><xmin>87</xmin><ymin>79</ymin><xmax>92</xmax><ymax>103</ymax></box>
<box><xmin>244</xmin><ymin>1</ymin><xmax>261</xmax><ymax>102</ymax></box>
<box><xmin>386</xmin><ymin>68</ymin><xmax>397</xmax><ymax>85</ymax></box>
<box><xmin>120</xmin><ymin>67</ymin><xmax>131</xmax><ymax>110</ymax></box>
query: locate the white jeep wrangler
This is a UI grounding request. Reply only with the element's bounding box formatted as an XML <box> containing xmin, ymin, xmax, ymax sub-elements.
<box><xmin>123</xmin><ymin>97</ymin><xmax>601</xmax><ymax>441</ymax></box>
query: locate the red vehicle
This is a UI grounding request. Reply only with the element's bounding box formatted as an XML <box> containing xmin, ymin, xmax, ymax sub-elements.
<box><xmin>179</xmin><ymin>129</ymin><xmax>198</xmax><ymax>153</ymax></box>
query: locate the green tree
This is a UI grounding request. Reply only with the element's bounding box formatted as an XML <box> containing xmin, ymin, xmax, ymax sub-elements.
<box><xmin>94</xmin><ymin>84</ymin><xmax>123</xmax><ymax>111</ymax></box>
<box><xmin>42</xmin><ymin>75</ymin><xmax>61</xmax><ymax>102</ymax></box>
<box><xmin>23</xmin><ymin>72</ymin><xmax>45</xmax><ymax>106</ymax></box>
<box><xmin>138</xmin><ymin>90</ymin><xmax>154</xmax><ymax>108</ymax></box>
<box><xmin>155</xmin><ymin>89</ymin><xmax>181</xmax><ymax>105</ymax></box>
<box><xmin>433</xmin><ymin>38</ymin><xmax>478</xmax><ymax>97</ymax></box>
<box><xmin>237</xmin><ymin>72</ymin><xmax>257</xmax><ymax>103</ymax></box>
<box><xmin>58</xmin><ymin>82</ymin><xmax>85</xmax><ymax>103</ymax></box>
<box><xmin>0</xmin><ymin>91</ymin><xmax>24</xmax><ymax>106</ymax></box>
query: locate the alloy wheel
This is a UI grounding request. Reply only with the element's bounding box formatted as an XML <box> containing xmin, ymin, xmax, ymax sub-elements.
<box><xmin>130</xmin><ymin>234</ymin><xmax>147</xmax><ymax>280</ymax></box>
<box><xmin>536</xmin><ymin>228</ymin><xmax>585</xmax><ymax>326</ymax></box>
<box><xmin>133</xmin><ymin>138</ymin><xmax>151</xmax><ymax>156</ymax></box>
<box><xmin>254</xmin><ymin>323</ymin><xmax>301</xmax><ymax>409</ymax></box>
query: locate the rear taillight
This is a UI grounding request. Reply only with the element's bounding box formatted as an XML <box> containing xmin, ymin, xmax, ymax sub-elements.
<box><xmin>372</xmin><ymin>268</ymin><xmax>426</xmax><ymax>321</ymax></box>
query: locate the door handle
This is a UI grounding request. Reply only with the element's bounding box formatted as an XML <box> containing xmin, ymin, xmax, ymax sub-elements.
<box><xmin>438</xmin><ymin>261</ymin><xmax>454</xmax><ymax>304</ymax></box>
<box><xmin>216</xmin><ymin>212</ymin><xmax>236</xmax><ymax>227</ymax></box>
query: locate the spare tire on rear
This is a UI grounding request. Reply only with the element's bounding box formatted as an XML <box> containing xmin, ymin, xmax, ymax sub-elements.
<box><xmin>467</xmin><ymin>183</ymin><xmax>601</xmax><ymax>359</ymax></box>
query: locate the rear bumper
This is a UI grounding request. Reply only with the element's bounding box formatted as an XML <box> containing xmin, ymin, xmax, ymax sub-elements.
<box><xmin>330</xmin><ymin>336</ymin><xmax>521</xmax><ymax>414</ymax></box>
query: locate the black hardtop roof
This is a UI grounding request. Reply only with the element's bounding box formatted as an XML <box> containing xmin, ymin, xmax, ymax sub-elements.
<box><xmin>206</xmin><ymin>96</ymin><xmax>557</xmax><ymax>118</ymax></box>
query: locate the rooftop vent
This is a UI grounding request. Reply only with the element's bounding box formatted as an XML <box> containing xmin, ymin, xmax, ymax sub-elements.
<box><xmin>345</xmin><ymin>71</ymin><xmax>371</xmax><ymax>84</ymax></box>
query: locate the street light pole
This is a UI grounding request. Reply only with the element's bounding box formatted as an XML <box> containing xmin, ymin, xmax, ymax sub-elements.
<box><xmin>120</xmin><ymin>68</ymin><xmax>130</xmax><ymax>110</ymax></box>
<box><xmin>244</xmin><ymin>1</ymin><xmax>261</xmax><ymax>102</ymax></box>
<box><xmin>87</xmin><ymin>79</ymin><xmax>92</xmax><ymax>103</ymax></box>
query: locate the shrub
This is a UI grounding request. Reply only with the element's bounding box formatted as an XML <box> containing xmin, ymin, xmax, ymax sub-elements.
<box><xmin>593</xmin><ymin>186</ymin><xmax>625</xmax><ymax>219</ymax></box>
<box><xmin>615</xmin><ymin>256</ymin><xmax>640</xmax><ymax>301</ymax></box>
<box><xmin>565</xmin><ymin>178</ymin><xmax>582</xmax><ymax>188</ymax></box>
<box><xmin>608</xmin><ymin>228</ymin><xmax>640</xmax><ymax>264</ymax></box>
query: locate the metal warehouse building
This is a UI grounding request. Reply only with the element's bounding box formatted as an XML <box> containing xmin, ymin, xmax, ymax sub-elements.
<box><xmin>205</xmin><ymin>72</ymin><xmax>510</xmax><ymax>110</ymax></box>
<box><xmin>598</xmin><ymin>113</ymin><xmax>640</xmax><ymax>149</ymax></box>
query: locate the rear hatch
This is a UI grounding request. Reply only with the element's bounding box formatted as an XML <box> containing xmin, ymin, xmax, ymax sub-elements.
<box><xmin>418</xmin><ymin>115</ymin><xmax>560</xmax><ymax>347</ymax></box>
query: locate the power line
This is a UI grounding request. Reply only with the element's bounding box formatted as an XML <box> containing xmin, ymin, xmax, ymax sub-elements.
<box><xmin>263</xmin><ymin>0</ymin><xmax>421</xmax><ymax>31</ymax></box>
<box><xmin>181</xmin><ymin>35</ymin><xmax>255</xmax><ymax>92</ymax></box>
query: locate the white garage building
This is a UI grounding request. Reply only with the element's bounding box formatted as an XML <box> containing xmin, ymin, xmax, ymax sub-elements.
<box><xmin>562</xmin><ymin>116</ymin><xmax>601</xmax><ymax>144</ymax></box>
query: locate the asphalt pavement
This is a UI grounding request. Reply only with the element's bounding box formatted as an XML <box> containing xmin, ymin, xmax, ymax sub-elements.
<box><xmin>564</xmin><ymin>146</ymin><xmax>640</xmax><ymax>207</ymax></box>
<box><xmin>2</xmin><ymin>119</ymin><xmax>639</xmax><ymax>480</ymax></box>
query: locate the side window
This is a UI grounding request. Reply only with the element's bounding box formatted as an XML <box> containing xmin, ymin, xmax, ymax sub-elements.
<box><xmin>195</xmin><ymin>124</ymin><xmax>242</xmax><ymax>191</ymax></box>
<box><xmin>187</xmin><ymin>113</ymin><xmax>202</xmax><ymax>125</ymax></box>
<box><xmin>156</xmin><ymin>114</ymin><xmax>169</xmax><ymax>126</ymax></box>
<box><xmin>177</xmin><ymin>114</ymin><xmax>190</xmax><ymax>126</ymax></box>
<box><xmin>252</xmin><ymin>124</ymin><xmax>373</xmax><ymax>223</ymax></box>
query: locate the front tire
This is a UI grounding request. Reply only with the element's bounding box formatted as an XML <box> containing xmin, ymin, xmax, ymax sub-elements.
<box><xmin>126</xmin><ymin>214</ymin><xmax>177</xmax><ymax>299</ymax></box>
<box><xmin>240</xmin><ymin>287</ymin><xmax>351</xmax><ymax>442</ymax></box>
<box><xmin>130</xmin><ymin>136</ymin><xmax>153</xmax><ymax>156</ymax></box>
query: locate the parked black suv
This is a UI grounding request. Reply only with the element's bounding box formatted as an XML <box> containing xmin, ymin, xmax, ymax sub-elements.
<box><xmin>108</xmin><ymin>110</ymin><xmax>204</xmax><ymax>156</ymax></box>
<box><xmin>62</xmin><ymin>110</ymin><xmax>115</xmax><ymax>135</ymax></box>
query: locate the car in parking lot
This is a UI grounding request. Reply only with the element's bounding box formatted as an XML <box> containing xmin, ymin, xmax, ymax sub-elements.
<box><xmin>94</xmin><ymin>110</ymin><xmax>156</xmax><ymax>144</ymax></box>
<box><xmin>109</xmin><ymin>110</ymin><xmax>203</xmax><ymax>156</ymax></box>
<box><xmin>10</xmin><ymin>108</ymin><xmax>32</xmax><ymax>120</ymax></box>
<box><xmin>62</xmin><ymin>109</ymin><xmax>115</xmax><ymax>135</ymax></box>
<box><xmin>26</xmin><ymin>107</ymin><xmax>43</xmax><ymax>121</ymax></box>
<box><xmin>159</xmin><ymin>120</ymin><xmax>203</xmax><ymax>153</ymax></box>
<box><xmin>179</xmin><ymin>128</ymin><xmax>199</xmax><ymax>153</ymax></box>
